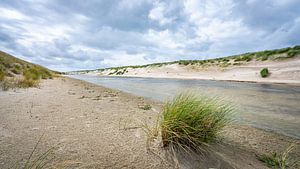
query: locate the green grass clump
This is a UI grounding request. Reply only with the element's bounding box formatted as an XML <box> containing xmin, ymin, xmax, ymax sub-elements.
<box><xmin>287</xmin><ymin>50</ymin><xmax>300</xmax><ymax>57</ymax></box>
<box><xmin>261</xmin><ymin>55</ymin><xmax>269</xmax><ymax>61</ymax></box>
<box><xmin>160</xmin><ymin>93</ymin><xmax>233</xmax><ymax>149</ymax></box>
<box><xmin>23</xmin><ymin>67</ymin><xmax>52</xmax><ymax>80</ymax></box>
<box><xmin>24</xmin><ymin>67</ymin><xmax>42</xmax><ymax>80</ymax></box>
<box><xmin>260</xmin><ymin>68</ymin><xmax>269</xmax><ymax>78</ymax></box>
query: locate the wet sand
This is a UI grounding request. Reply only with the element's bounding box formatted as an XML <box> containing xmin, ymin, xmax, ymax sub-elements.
<box><xmin>0</xmin><ymin>77</ymin><xmax>299</xmax><ymax>168</ymax></box>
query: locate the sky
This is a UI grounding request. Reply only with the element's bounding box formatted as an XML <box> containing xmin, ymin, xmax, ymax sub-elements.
<box><xmin>0</xmin><ymin>0</ymin><xmax>300</xmax><ymax>71</ymax></box>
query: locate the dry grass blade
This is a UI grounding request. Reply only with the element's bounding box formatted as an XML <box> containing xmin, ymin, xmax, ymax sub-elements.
<box><xmin>13</xmin><ymin>134</ymin><xmax>59</xmax><ymax>169</ymax></box>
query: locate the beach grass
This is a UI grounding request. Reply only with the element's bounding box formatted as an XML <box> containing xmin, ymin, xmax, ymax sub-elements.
<box><xmin>0</xmin><ymin>51</ymin><xmax>56</xmax><ymax>90</ymax></box>
<box><xmin>260</xmin><ymin>68</ymin><xmax>269</xmax><ymax>78</ymax></box>
<box><xmin>13</xmin><ymin>135</ymin><xmax>57</xmax><ymax>169</ymax></box>
<box><xmin>159</xmin><ymin>93</ymin><xmax>233</xmax><ymax>149</ymax></box>
<box><xmin>258</xmin><ymin>144</ymin><xmax>299</xmax><ymax>169</ymax></box>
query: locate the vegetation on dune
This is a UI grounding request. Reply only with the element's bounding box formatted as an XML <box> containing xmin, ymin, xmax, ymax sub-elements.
<box><xmin>0</xmin><ymin>70</ymin><xmax>4</xmax><ymax>81</ymax></box>
<box><xmin>260</xmin><ymin>68</ymin><xmax>269</xmax><ymax>78</ymax></box>
<box><xmin>69</xmin><ymin>45</ymin><xmax>299</xmax><ymax>74</ymax></box>
<box><xmin>159</xmin><ymin>93</ymin><xmax>233</xmax><ymax>149</ymax></box>
<box><xmin>0</xmin><ymin>51</ymin><xmax>56</xmax><ymax>91</ymax></box>
<box><xmin>1</xmin><ymin>78</ymin><xmax>39</xmax><ymax>91</ymax></box>
<box><xmin>24</xmin><ymin>67</ymin><xmax>52</xmax><ymax>80</ymax></box>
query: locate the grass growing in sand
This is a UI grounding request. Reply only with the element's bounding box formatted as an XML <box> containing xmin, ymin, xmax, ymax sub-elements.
<box><xmin>140</xmin><ymin>104</ymin><xmax>152</xmax><ymax>110</ymax></box>
<box><xmin>0</xmin><ymin>51</ymin><xmax>57</xmax><ymax>90</ymax></box>
<box><xmin>258</xmin><ymin>144</ymin><xmax>299</xmax><ymax>169</ymax></box>
<box><xmin>14</xmin><ymin>135</ymin><xmax>57</xmax><ymax>169</ymax></box>
<box><xmin>260</xmin><ymin>68</ymin><xmax>269</xmax><ymax>78</ymax></box>
<box><xmin>159</xmin><ymin>93</ymin><xmax>233</xmax><ymax>149</ymax></box>
<box><xmin>1</xmin><ymin>78</ymin><xmax>39</xmax><ymax>91</ymax></box>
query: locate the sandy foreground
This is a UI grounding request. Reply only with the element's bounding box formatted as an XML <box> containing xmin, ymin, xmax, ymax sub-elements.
<box><xmin>0</xmin><ymin>77</ymin><xmax>299</xmax><ymax>169</ymax></box>
<box><xmin>94</xmin><ymin>57</ymin><xmax>300</xmax><ymax>85</ymax></box>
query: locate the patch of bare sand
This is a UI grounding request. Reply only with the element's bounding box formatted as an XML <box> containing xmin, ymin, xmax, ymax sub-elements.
<box><xmin>0</xmin><ymin>77</ymin><xmax>299</xmax><ymax>168</ymax></box>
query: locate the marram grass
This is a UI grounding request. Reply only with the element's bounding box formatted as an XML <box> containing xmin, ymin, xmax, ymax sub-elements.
<box><xmin>160</xmin><ymin>93</ymin><xmax>233</xmax><ymax>149</ymax></box>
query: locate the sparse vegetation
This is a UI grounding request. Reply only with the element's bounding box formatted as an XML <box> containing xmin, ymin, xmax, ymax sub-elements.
<box><xmin>260</xmin><ymin>68</ymin><xmax>269</xmax><ymax>78</ymax></box>
<box><xmin>14</xmin><ymin>135</ymin><xmax>57</xmax><ymax>169</ymax></box>
<box><xmin>69</xmin><ymin>45</ymin><xmax>300</xmax><ymax>74</ymax></box>
<box><xmin>0</xmin><ymin>70</ymin><xmax>4</xmax><ymax>81</ymax></box>
<box><xmin>140</xmin><ymin>104</ymin><xmax>152</xmax><ymax>110</ymax></box>
<box><xmin>234</xmin><ymin>54</ymin><xmax>252</xmax><ymax>62</ymax></box>
<box><xmin>258</xmin><ymin>144</ymin><xmax>299</xmax><ymax>169</ymax></box>
<box><xmin>0</xmin><ymin>51</ymin><xmax>56</xmax><ymax>91</ymax></box>
<box><xmin>1</xmin><ymin>78</ymin><xmax>39</xmax><ymax>91</ymax></box>
<box><xmin>160</xmin><ymin>93</ymin><xmax>233</xmax><ymax>149</ymax></box>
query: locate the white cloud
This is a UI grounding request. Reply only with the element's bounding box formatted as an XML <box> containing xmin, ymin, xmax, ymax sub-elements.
<box><xmin>0</xmin><ymin>7</ymin><xmax>30</xmax><ymax>20</ymax></box>
<box><xmin>101</xmin><ymin>51</ymin><xmax>148</xmax><ymax>67</ymax></box>
<box><xmin>145</xmin><ymin>29</ymin><xmax>184</xmax><ymax>49</ymax></box>
<box><xmin>148</xmin><ymin>1</ymin><xmax>174</xmax><ymax>25</ymax></box>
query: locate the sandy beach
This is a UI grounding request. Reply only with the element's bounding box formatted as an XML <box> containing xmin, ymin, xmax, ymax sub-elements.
<box><xmin>0</xmin><ymin>77</ymin><xmax>299</xmax><ymax>168</ymax></box>
<box><xmin>92</xmin><ymin>57</ymin><xmax>300</xmax><ymax>85</ymax></box>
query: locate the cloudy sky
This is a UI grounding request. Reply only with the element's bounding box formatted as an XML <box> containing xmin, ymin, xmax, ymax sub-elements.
<box><xmin>0</xmin><ymin>0</ymin><xmax>299</xmax><ymax>71</ymax></box>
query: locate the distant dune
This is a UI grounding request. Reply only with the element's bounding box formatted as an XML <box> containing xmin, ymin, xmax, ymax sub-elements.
<box><xmin>72</xmin><ymin>45</ymin><xmax>300</xmax><ymax>85</ymax></box>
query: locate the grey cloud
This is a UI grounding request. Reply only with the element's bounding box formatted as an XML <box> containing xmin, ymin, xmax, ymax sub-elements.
<box><xmin>233</xmin><ymin>0</ymin><xmax>300</xmax><ymax>32</ymax></box>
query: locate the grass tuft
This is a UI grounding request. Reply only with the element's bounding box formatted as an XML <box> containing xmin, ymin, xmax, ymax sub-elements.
<box><xmin>140</xmin><ymin>104</ymin><xmax>152</xmax><ymax>110</ymax></box>
<box><xmin>160</xmin><ymin>93</ymin><xmax>233</xmax><ymax>149</ymax></box>
<box><xmin>260</xmin><ymin>68</ymin><xmax>269</xmax><ymax>78</ymax></box>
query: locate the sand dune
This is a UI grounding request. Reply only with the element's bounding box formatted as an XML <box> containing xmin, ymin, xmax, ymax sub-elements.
<box><xmin>92</xmin><ymin>57</ymin><xmax>300</xmax><ymax>85</ymax></box>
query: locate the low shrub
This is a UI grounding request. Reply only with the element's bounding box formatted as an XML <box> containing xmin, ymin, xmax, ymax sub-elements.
<box><xmin>260</xmin><ymin>68</ymin><xmax>269</xmax><ymax>78</ymax></box>
<box><xmin>160</xmin><ymin>93</ymin><xmax>233</xmax><ymax>149</ymax></box>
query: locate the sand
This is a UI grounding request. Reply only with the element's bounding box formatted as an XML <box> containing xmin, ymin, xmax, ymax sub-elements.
<box><xmin>94</xmin><ymin>57</ymin><xmax>300</xmax><ymax>85</ymax></box>
<box><xmin>0</xmin><ymin>77</ymin><xmax>299</xmax><ymax>169</ymax></box>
